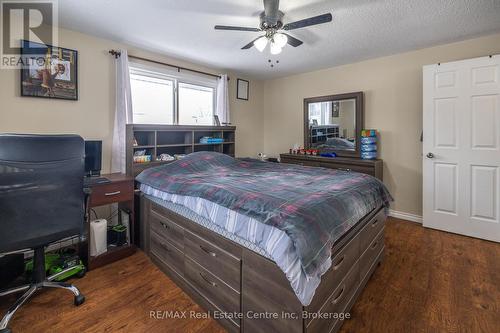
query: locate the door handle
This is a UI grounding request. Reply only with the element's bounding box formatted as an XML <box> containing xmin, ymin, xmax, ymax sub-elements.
<box><xmin>426</xmin><ymin>152</ymin><xmax>434</xmax><ymax>159</ymax></box>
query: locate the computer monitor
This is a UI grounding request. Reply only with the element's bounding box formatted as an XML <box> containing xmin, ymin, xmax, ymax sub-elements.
<box><xmin>84</xmin><ymin>140</ymin><xmax>102</xmax><ymax>177</ymax></box>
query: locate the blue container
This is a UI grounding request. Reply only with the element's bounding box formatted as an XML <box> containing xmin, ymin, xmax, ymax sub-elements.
<box><xmin>361</xmin><ymin>137</ymin><xmax>377</xmax><ymax>145</ymax></box>
<box><xmin>361</xmin><ymin>144</ymin><xmax>377</xmax><ymax>152</ymax></box>
<box><xmin>361</xmin><ymin>151</ymin><xmax>378</xmax><ymax>160</ymax></box>
<box><xmin>360</xmin><ymin>132</ymin><xmax>378</xmax><ymax>159</ymax></box>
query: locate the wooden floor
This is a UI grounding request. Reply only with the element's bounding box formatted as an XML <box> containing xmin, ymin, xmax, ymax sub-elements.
<box><xmin>1</xmin><ymin>217</ymin><xmax>499</xmax><ymax>333</ymax></box>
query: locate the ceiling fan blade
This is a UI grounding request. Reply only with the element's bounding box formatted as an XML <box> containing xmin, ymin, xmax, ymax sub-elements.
<box><xmin>214</xmin><ymin>25</ymin><xmax>261</xmax><ymax>32</ymax></box>
<box><xmin>241</xmin><ymin>37</ymin><xmax>262</xmax><ymax>50</ymax></box>
<box><xmin>263</xmin><ymin>0</ymin><xmax>280</xmax><ymax>25</ymax></box>
<box><xmin>283</xmin><ymin>13</ymin><xmax>332</xmax><ymax>31</ymax></box>
<box><xmin>282</xmin><ymin>33</ymin><xmax>303</xmax><ymax>47</ymax></box>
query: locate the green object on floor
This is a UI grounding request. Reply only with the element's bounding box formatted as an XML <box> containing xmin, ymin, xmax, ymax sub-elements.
<box><xmin>25</xmin><ymin>251</ymin><xmax>86</xmax><ymax>282</ymax></box>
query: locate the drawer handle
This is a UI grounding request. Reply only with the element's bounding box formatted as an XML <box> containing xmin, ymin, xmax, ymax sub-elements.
<box><xmin>104</xmin><ymin>191</ymin><xmax>121</xmax><ymax>196</ymax></box>
<box><xmin>159</xmin><ymin>221</ymin><xmax>170</xmax><ymax>230</ymax></box>
<box><xmin>199</xmin><ymin>272</ymin><xmax>217</xmax><ymax>287</ymax></box>
<box><xmin>338</xmin><ymin>168</ymin><xmax>351</xmax><ymax>172</ymax></box>
<box><xmin>331</xmin><ymin>285</ymin><xmax>345</xmax><ymax>304</ymax></box>
<box><xmin>372</xmin><ymin>219</ymin><xmax>379</xmax><ymax>227</ymax></box>
<box><xmin>371</xmin><ymin>241</ymin><xmax>379</xmax><ymax>249</ymax></box>
<box><xmin>160</xmin><ymin>243</ymin><xmax>171</xmax><ymax>252</ymax></box>
<box><xmin>199</xmin><ymin>245</ymin><xmax>217</xmax><ymax>257</ymax></box>
<box><xmin>333</xmin><ymin>255</ymin><xmax>345</xmax><ymax>270</ymax></box>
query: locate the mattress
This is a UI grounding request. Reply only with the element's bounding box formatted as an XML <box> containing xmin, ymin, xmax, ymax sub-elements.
<box><xmin>137</xmin><ymin>152</ymin><xmax>392</xmax><ymax>306</ymax></box>
<box><xmin>141</xmin><ymin>184</ymin><xmax>321</xmax><ymax>306</ymax></box>
<box><xmin>136</xmin><ymin>152</ymin><xmax>392</xmax><ymax>280</ymax></box>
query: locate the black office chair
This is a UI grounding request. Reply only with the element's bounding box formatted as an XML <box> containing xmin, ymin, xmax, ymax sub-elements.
<box><xmin>0</xmin><ymin>134</ymin><xmax>86</xmax><ymax>333</ymax></box>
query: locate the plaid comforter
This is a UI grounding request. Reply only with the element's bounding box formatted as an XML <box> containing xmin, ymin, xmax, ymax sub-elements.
<box><xmin>136</xmin><ymin>152</ymin><xmax>392</xmax><ymax>276</ymax></box>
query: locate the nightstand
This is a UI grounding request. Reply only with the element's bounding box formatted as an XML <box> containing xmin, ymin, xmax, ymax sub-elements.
<box><xmin>85</xmin><ymin>173</ymin><xmax>136</xmax><ymax>270</ymax></box>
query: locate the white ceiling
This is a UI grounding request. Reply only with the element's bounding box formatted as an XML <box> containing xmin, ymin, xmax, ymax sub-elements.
<box><xmin>58</xmin><ymin>0</ymin><xmax>500</xmax><ymax>79</ymax></box>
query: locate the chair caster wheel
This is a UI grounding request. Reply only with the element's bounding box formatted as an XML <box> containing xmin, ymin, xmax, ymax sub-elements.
<box><xmin>0</xmin><ymin>328</ymin><xmax>12</xmax><ymax>333</ymax></box>
<box><xmin>76</xmin><ymin>267</ymin><xmax>86</xmax><ymax>279</ymax></box>
<box><xmin>74</xmin><ymin>294</ymin><xmax>85</xmax><ymax>306</ymax></box>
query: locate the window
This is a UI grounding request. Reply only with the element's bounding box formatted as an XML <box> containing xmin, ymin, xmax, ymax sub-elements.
<box><xmin>308</xmin><ymin>102</ymin><xmax>332</xmax><ymax>126</ymax></box>
<box><xmin>129</xmin><ymin>64</ymin><xmax>217</xmax><ymax>125</ymax></box>
<box><xmin>130</xmin><ymin>72</ymin><xmax>174</xmax><ymax>124</ymax></box>
<box><xmin>178</xmin><ymin>83</ymin><xmax>214</xmax><ymax>125</ymax></box>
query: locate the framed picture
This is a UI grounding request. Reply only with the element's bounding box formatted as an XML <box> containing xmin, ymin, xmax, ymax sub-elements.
<box><xmin>20</xmin><ymin>40</ymin><xmax>78</xmax><ymax>100</ymax></box>
<box><xmin>331</xmin><ymin>101</ymin><xmax>340</xmax><ymax>118</ymax></box>
<box><xmin>213</xmin><ymin>115</ymin><xmax>221</xmax><ymax>126</ymax></box>
<box><xmin>237</xmin><ymin>78</ymin><xmax>249</xmax><ymax>100</ymax></box>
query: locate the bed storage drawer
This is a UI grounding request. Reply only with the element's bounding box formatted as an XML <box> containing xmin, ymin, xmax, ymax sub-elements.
<box><xmin>184</xmin><ymin>231</ymin><xmax>241</xmax><ymax>291</ymax></box>
<box><xmin>306</xmin><ymin>262</ymin><xmax>360</xmax><ymax>333</ymax></box>
<box><xmin>150</xmin><ymin>210</ymin><xmax>184</xmax><ymax>251</ymax></box>
<box><xmin>307</xmin><ymin>233</ymin><xmax>360</xmax><ymax>314</ymax></box>
<box><xmin>359</xmin><ymin>228</ymin><xmax>384</xmax><ymax>281</ymax></box>
<box><xmin>150</xmin><ymin>231</ymin><xmax>184</xmax><ymax>276</ymax></box>
<box><xmin>359</xmin><ymin>208</ymin><xmax>385</xmax><ymax>251</ymax></box>
<box><xmin>185</xmin><ymin>256</ymin><xmax>240</xmax><ymax>325</ymax></box>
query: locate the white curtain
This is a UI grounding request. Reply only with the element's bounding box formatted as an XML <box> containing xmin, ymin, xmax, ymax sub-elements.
<box><xmin>216</xmin><ymin>74</ymin><xmax>230</xmax><ymax>125</ymax></box>
<box><xmin>111</xmin><ymin>49</ymin><xmax>133</xmax><ymax>174</ymax></box>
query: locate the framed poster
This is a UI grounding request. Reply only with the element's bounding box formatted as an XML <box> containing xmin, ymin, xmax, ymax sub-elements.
<box><xmin>20</xmin><ymin>40</ymin><xmax>78</xmax><ymax>100</ymax></box>
<box><xmin>237</xmin><ymin>78</ymin><xmax>249</xmax><ymax>100</ymax></box>
<box><xmin>213</xmin><ymin>115</ymin><xmax>221</xmax><ymax>126</ymax></box>
<box><xmin>332</xmin><ymin>101</ymin><xmax>340</xmax><ymax>118</ymax></box>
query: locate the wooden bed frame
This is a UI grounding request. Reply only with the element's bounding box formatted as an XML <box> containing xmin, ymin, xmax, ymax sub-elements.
<box><xmin>130</xmin><ymin>125</ymin><xmax>386</xmax><ymax>332</ymax></box>
<box><xmin>140</xmin><ymin>195</ymin><xmax>385</xmax><ymax>333</ymax></box>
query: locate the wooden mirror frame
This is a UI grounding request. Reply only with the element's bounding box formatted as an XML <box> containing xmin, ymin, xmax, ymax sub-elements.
<box><xmin>304</xmin><ymin>91</ymin><xmax>364</xmax><ymax>158</ymax></box>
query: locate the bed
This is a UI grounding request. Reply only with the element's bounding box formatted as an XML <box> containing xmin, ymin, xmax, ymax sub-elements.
<box><xmin>136</xmin><ymin>151</ymin><xmax>391</xmax><ymax>333</ymax></box>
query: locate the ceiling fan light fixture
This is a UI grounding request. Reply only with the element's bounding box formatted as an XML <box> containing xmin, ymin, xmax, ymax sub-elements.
<box><xmin>254</xmin><ymin>36</ymin><xmax>268</xmax><ymax>52</ymax></box>
<box><xmin>270</xmin><ymin>41</ymin><xmax>282</xmax><ymax>55</ymax></box>
<box><xmin>273</xmin><ymin>33</ymin><xmax>287</xmax><ymax>48</ymax></box>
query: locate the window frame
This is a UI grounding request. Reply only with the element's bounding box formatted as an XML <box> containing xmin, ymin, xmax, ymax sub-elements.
<box><xmin>129</xmin><ymin>62</ymin><xmax>217</xmax><ymax>126</ymax></box>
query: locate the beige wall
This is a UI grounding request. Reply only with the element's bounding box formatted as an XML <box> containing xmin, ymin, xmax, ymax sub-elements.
<box><xmin>2</xmin><ymin>26</ymin><xmax>500</xmax><ymax>217</ymax></box>
<box><xmin>263</xmin><ymin>33</ymin><xmax>500</xmax><ymax>216</ymax></box>
<box><xmin>229</xmin><ymin>74</ymin><xmax>264</xmax><ymax>158</ymax></box>
<box><xmin>0</xmin><ymin>27</ymin><xmax>264</xmax><ymax>173</ymax></box>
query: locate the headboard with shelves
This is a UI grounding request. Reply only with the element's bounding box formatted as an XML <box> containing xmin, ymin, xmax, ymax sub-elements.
<box><xmin>126</xmin><ymin>124</ymin><xmax>236</xmax><ymax>177</ymax></box>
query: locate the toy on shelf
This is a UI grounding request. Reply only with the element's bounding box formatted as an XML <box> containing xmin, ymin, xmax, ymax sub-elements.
<box><xmin>320</xmin><ymin>152</ymin><xmax>337</xmax><ymax>158</ymax></box>
<box><xmin>157</xmin><ymin>153</ymin><xmax>175</xmax><ymax>162</ymax></box>
<box><xmin>199</xmin><ymin>136</ymin><xmax>224</xmax><ymax>144</ymax></box>
<box><xmin>133</xmin><ymin>149</ymin><xmax>152</xmax><ymax>163</ymax></box>
<box><xmin>289</xmin><ymin>146</ymin><xmax>319</xmax><ymax>156</ymax></box>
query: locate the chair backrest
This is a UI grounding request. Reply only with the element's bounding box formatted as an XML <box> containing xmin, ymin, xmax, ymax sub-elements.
<box><xmin>0</xmin><ymin>134</ymin><xmax>85</xmax><ymax>253</ymax></box>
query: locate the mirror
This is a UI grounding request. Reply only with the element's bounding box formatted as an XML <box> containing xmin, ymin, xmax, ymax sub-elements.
<box><xmin>304</xmin><ymin>92</ymin><xmax>364</xmax><ymax>157</ymax></box>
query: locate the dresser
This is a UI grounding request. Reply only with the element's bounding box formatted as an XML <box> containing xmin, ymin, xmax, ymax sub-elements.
<box><xmin>279</xmin><ymin>154</ymin><xmax>383</xmax><ymax>181</ymax></box>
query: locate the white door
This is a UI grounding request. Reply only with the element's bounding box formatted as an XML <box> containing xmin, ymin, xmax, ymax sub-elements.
<box><xmin>423</xmin><ymin>55</ymin><xmax>500</xmax><ymax>242</ymax></box>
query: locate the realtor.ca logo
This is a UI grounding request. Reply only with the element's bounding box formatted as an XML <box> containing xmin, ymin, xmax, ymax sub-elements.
<box><xmin>1</xmin><ymin>0</ymin><xmax>58</xmax><ymax>69</ymax></box>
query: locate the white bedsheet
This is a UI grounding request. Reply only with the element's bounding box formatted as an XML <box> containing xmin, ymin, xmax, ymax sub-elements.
<box><xmin>141</xmin><ymin>184</ymin><xmax>329</xmax><ymax>306</ymax></box>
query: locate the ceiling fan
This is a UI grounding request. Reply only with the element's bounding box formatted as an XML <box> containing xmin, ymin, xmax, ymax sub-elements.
<box><xmin>214</xmin><ymin>0</ymin><xmax>332</xmax><ymax>55</ymax></box>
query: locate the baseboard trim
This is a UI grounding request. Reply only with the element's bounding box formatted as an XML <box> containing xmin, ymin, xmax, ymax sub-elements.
<box><xmin>388</xmin><ymin>209</ymin><xmax>423</xmax><ymax>224</ymax></box>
